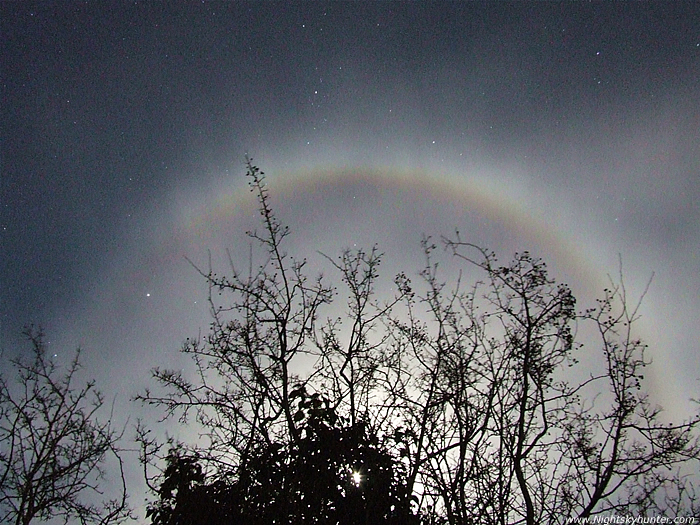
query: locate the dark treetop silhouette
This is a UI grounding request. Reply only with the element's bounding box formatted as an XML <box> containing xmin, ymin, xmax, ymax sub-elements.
<box><xmin>137</xmin><ymin>161</ymin><xmax>699</xmax><ymax>525</ymax></box>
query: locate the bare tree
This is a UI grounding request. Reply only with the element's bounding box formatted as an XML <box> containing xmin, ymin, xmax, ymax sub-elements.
<box><xmin>138</xmin><ymin>161</ymin><xmax>700</xmax><ymax>524</ymax></box>
<box><xmin>380</xmin><ymin>238</ymin><xmax>700</xmax><ymax>523</ymax></box>
<box><xmin>0</xmin><ymin>328</ymin><xmax>130</xmax><ymax>525</ymax></box>
<box><xmin>136</xmin><ymin>159</ymin><xmax>336</xmax><ymax>478</ymax></box>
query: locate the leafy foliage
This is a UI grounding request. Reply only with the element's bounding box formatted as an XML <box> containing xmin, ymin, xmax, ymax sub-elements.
<box><xmin>147</xmin><ymin>388</ymin><xmax>417</xmax><ymax>525</ymax></box>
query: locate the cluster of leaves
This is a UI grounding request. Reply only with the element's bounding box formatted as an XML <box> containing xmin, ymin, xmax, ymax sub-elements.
<box><xmin>138</xmin><ymin>160</ymin><xmax>700</xmax><ymax>525</ymax></box>
<box><xmin>147</xmin><ymin>387</ymin><xmax>417</xmax><ymax>525</ymax></box>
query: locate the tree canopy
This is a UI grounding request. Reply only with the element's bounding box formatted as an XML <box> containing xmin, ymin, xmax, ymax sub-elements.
<box><xmin>137</xmin><ymin>160</ymin><xmax>700</xmax><ymax>524</ymax></box>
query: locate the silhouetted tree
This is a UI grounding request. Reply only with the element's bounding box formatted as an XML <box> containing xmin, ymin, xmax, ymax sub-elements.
<box><xmin>0</xmin><ymin>328</ymin><xmax>131</xmax><ymax>525</ymax></box>
<box><xmin>138</xmin><ymin>160</ymin><xmax>699</xmax><ymax>524</ymax></box>
<box><xmin>147</xmin><ymin>387</ymin><xmax>417</xmax><ymax>525</ymax></box>
<box><xmin>382</xmin><ymin>240</ymin><xmax>700</xmax><ymax>523</ymax></box>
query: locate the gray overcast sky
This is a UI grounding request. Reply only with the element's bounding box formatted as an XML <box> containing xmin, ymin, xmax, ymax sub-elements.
<box><xmin>2</xmin><ymin>2</ymin><xmax>699</xmax><ymax>518</ymax></box>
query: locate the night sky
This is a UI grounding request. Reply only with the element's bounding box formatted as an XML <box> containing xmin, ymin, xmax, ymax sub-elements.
<box><xmin>2</xmin><ymin>1</ymin><xmax>700</xmax><ymax>517</ymax></box>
